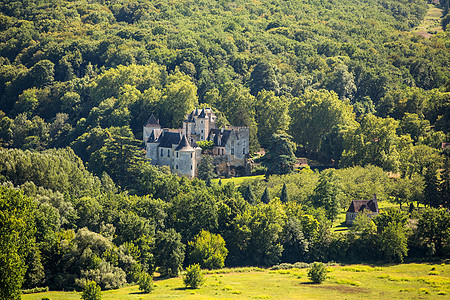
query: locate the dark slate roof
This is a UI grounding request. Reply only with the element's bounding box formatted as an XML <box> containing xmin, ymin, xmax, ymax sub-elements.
<box><xmin>145</xmin><ymin>114</ymin><xmax>160</xmax><ymax>127</ymax></box>
<box><xmin>175</xmin><ymin>134</ymin><xmax>194</xmax><ymax>151</ymax></box>
<box><xmin>147</xmin><ymin>131</ymin><xmax>156</xmax><ymax>143</ymax></box>
<box><xmin>158</xmin><ymin>131</ymin><xmax>182</xmax><ymax>148</ymax></box>
<box><xmin>186</xmin><ymin>111</ymin><xmax>194</xmax><ymax>122</ymax></box>
<box><xmin>208</xmin><ymin>128</ymin><xmax>232</xmax><ymax>147</ymax></box>
<box><xmin>347</xmin><ymin>199</ymin><xmax>379</xmax><ymax>213</ymax></box>
<box><xmin>147</xmin><ymin>129</ymin><xmax>163</xmax><ymax>143</ymax></box>
<box><xmin>198</xmin><ymin>108</ymin><xmax>206</xmax><ymax>118</ymax></box>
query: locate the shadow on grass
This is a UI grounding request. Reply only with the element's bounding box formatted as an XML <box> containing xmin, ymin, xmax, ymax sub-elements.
<box><xmin>129</xmin><ymin>291</ymin><xmax>147</xmax><ymax>295</ymax></box>
<box><xmin>173</xmin><ymin>287</ymin><xmax>195</xmax><ymax>291</ymax></box>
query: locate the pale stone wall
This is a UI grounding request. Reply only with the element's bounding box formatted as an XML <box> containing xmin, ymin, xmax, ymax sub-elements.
<box><xmin>176</xmin><ymin>150</ymin><xmax>195</xmax><ymax>178</ymax></box>
<box><xmin>158</xmin><ymin>146</ymin><xmax>175</xmax><ymax>167</ymax></box>
<box><xmin>346</xmin><ymin>212</ymin><xmax>378</xmax><ymax>225</ymax></box>
<box><xmin>147</xmin><ymin>143</ymin><xmax>159</xmax><ymax>163</ymax></box>
<box><xmin>223</xmin><ymin>128</ymin><xmax>249</xmax><ymax>167</ymax></box>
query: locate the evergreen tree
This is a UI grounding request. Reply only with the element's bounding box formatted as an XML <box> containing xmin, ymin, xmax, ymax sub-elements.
<box><xmin>249</xmin><ymin>61</ymin><xmax>280</xmax><ymax>96</ymax></box>
<box><xmin>280</xmin><ymin>183</ymin><xmax>289</xmax><ymax>203</ymax></box>
<box><xmin>198</xmin><ymin>155</ymin><xmax>214</xmax><ymax>183</ymax></box>
<box><xmin>154</xmin><ymin>229</ymin><xmax>185</xmax><ymax>278</ymax></box>
<box><xmin>243</xmin><ymin>185</ymin><xmax>256</xmax><ymax>204</ymax></box>
<box><xmin>262</xmin><ymin>132</ymin><xmax>297</xmax><ymax>176</ymax></box>
<box><xmin>311</xmin><ymin>170</ymin><xmax>343</xmax><ymax>222</ymax></box>
<box><xmin>423</xmin><ymin>163</ymin><xmax>441</xmax><ymax>207</ymax></box>
<box><xmin>439</xmin><ymin>152</ymin><xmax>450</xmax><ymax>208</ymax></box>
<box><xmin>261</xmin><ymin>187</ymin><xmax>271</xmax><ymax>204</ymax></box>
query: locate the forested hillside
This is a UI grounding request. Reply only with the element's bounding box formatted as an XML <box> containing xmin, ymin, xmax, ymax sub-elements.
<box><xmin>0</xmin><ymin>0</ymin><xmax>448</xmax><ymax>164</ymax></box>
<box><xmin>0</xmin><ymin>0</ymin><xmax>449</xmax><ymax>298</ymax></box>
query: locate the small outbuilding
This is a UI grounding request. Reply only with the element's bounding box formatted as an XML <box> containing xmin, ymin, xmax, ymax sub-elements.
<box><xmin>346</xmin><ymin>194</ymin><xmax>379</xmax><ymax>225</ymax></box>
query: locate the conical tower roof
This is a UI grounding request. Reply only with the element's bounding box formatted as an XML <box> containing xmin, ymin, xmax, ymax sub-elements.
<box><xmin>198</xmin><ymin>108</ymin><xmax>206</xmax><ymax>118</ymax></box>
<box><xmin>145</xmin><ymin>114</ymin><xmax>160</xmax><ymax>127</ymax></box>
<box><xmin>175</xmin><ymin>134</ymin><xmax>195</xmax><ymax>151</ymax></box>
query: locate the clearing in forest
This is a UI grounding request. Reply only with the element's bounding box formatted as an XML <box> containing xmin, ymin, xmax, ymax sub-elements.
<box><xmin>413</xmin><ymin>4</ymin><xmax>444</xmax><ymax>38</ymax></box>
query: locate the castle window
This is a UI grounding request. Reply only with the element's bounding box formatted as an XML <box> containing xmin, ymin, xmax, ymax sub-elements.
<box><xmin>176</xmin><ymin>151</ymin><xmax>179</xmax><ymax>158</ymax></box>
<box><xmin>231</xmin><ymin>148</ymin><xmax>234</xmax><ymax>155</ymax></box>
<box><xmin>201</xmin><ymin>121</ymin><xmax>203</xmax><ymax>124</ymax></box>
<box><xmin>243</xmin><ymin>148</ymin><xmax>245</xmax><ymax>154</ymax></box>
<box><xmin>161</xmin><ymin>149</ymin><xmax>163</xmax><ymax>157</ymax></box>
<box><xmin>190</xmin><ymin>165</ymin><xmax>193</xmax><ymax>170</ymax></box>
<box><xmin>168</xmin><ymin>149</ymin><xmax>170</xmax><ymax>157</ymax></box>
<box><xmin>201</xmin><ymin>130</ymin><xmax>203</xmax><ymax>133</ymax></box>
<box><xmin>176</xmin><ymin>165</ymin><xmax>178</xmax><ymax>169</ymax></box>
<box><xmin>221</xmin><ymin>149</ymin><xmax>224</xmax><ymax>155</ymax></box>
<box><xmin>191</xmin><ymin>153</ymin><xmax>193</xmax><ymax>158</ymax></box>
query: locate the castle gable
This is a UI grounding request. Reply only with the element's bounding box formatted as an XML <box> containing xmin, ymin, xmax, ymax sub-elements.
<box><xmin>208</xmin><ymin>128</ymin><xmax>231</xmax><ymax>147</ymax></box>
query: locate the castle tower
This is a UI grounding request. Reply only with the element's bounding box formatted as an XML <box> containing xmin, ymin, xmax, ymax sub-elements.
<box><xmin>143</xmin><ymin>114</ymin><xmax>160</xmax><ymax>145</ymax></box>
<box><xmin>196</xmin><ymin>108</ymin><xmax>207</xmax><ymax>140</ymax></box>
<box><xmin>174</xmin><ymin>134</ymin><xmax>196</xmax><ymax>178</ymax></box>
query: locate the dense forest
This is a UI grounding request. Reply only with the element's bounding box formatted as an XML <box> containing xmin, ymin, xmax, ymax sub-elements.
<box><xmin>0</xmin><ymin>0</ymin><xmax>449</xmax><ymax>298</ymax></box>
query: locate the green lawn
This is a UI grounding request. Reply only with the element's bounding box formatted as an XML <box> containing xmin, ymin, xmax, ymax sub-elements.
<box><xmin>211</xmin><ymin>175</ymin><xmax>265</xmax><ymax>187</ymax></box>
<box><xmin>23</xmin><ymin>263</ymin><xmax>450</xmax><ymax>299</ymax></box>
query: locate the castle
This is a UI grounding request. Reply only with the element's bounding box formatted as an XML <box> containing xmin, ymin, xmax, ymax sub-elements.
<box><xmin>143</xmin><ymin>108</ymin><xmax>250</xmax><ymax>178</ymax></box>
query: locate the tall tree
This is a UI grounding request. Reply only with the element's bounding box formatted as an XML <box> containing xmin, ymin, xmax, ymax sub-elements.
<box><xmin>197</xmin><ymin>155</ymin><xmax>214</xmax><ymax>183</ymax></box>
<box><xmin>280</xmin><ymin>183</ymin><xmax>289</xmax><ymax>203</ymax></box>
<box><xmin>341</xmin><ymin>114</ymin><xmax>403</xmax><ymax>172</ymax></box>
<box><xmin>311</xmin><ymin>170</ymin><xmax>343</xmax><ymax>222</ymax></box>
<box><xmin>255</xmin><ymin>90</ymin><xmax>290</xmax><ymax>147</ymax></box>
<box><xmin>261</xmin><ymin>187</ymin><xmax>271</xmax><ymax>204</ymax></box>
<box><xmin>289</xmin><ymin>89</ymin><xmax>356</xmax><ymax>157</ymax></box>
<box><xmin>249</xmin><ymin>61</ymin><xmax>280</xmax><ymax>96</ymax></box>
<box><xmin>154</xmin><ymin>229</ymin><xmax>185</xmax><ymax>278</ymax></box>
<box><xmin>158</xmin><ymin>72</ymin><xmax>198</xmax><ymax>128</ymax></box>
<box><xmin>243</xmin><ymin>185</ymin><xmax>256</xmax><ymax>205</ymax></box>
<box><xmin>88</xmin><ymin>126</ymin><xmax>144</xmax><ymax>189</ymax></box>
<box><xmin>262</xmin><ymin>132</ymin><xmax>297</xmax><ymax>176</ymax></box>
<box><xmin>0</xmin><ymin>186</ymin><xmax>36</xmax><ymax>300</ymax></box>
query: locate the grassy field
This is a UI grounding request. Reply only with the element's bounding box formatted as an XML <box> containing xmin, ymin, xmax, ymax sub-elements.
<box><xmin>23</xmin><ymin>263</ymin><xmax>450</xmax><ymax>300</ymax></box>
<box><xmin>211</xmin><ymin>175</ymin><xmax>265</xmax><ymax>187</ymax></box>
<box><xmin>413</xmin><ymin>4</ymin><xmax>443</xmax><ymax>38</ymax></box>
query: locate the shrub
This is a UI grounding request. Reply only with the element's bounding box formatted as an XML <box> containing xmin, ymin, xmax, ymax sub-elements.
<box><xmin>188</xmin><ymin>230</ymin><xmax>228</xmax><ymax>270</ymax></box>
<box><xmin>138</xmin><ymin>272</ymin><xmax>154</xmax><ymax>293</ymax></box>
<box><xmin>81</xmin><ymin>280</ymin><xmax>101</xmax><ymax>300</ymax></box>
<box><xmin>22</xmin><ymin>287</ymin><xmax>49</xmax><ymax>294</ymax></box>
<box><xmin>183</xmin><ymin>264</ymin><xmax>205</xmax><ymax>289</ymax></box>
<box><xmin>307</xmin><ymin>262</ymin><xmax>327</xmax><ymax>284</ymax></box>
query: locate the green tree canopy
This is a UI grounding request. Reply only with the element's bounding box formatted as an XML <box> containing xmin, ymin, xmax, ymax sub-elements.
<box><xmin>262</xmin><ymin>132</ymin><xmax>297</xmax><ymax>176</ymax></box>
<box><xmin>0</xmin><ymin>186</ymin><xmax>36</xmax><ymax>300</ymax></box>
<box><xmin>289</xmin><ymin>89</ymin><xmax>356</xmax><ymax>156</ymax></box>
<box><xmin>188</xmin><ymin>230</ymin><xmax>228</xmax><ymax>269</ymax></box>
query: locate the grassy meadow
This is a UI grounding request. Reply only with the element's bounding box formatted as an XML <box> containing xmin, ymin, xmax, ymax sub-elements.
<box><xmin>23</xmin><ymin>263</ymin><xmax>450</xmax><ymax>300</ymax></box>
<box><xmin>412</xmin><ymin>4</ymin><xmax>444</xmax><ymax>38</ymax></box>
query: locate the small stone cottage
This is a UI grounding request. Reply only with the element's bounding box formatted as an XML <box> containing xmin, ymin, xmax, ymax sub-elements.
<box><xmin>345</xmin><ymin>194</ymin><xmax>379</xmax><ymax>225</ymax></box>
